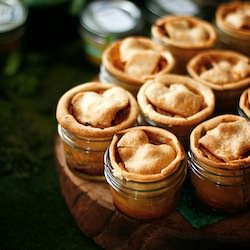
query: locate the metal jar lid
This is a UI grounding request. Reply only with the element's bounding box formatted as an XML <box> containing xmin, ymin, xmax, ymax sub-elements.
<box><xmin>145</xmin><ymin>0</ymin><xmax>202</xmax><ymax>23</ymax></box>
<box><xmin>0</xmin><ymin>0</ymin><xmax>28</xmax><ymax>33</ymax></box>
<box><xmin>24</xmin><ymin>0</ymin><xmax>69</xmax><ymax>8</ymax></box>
<box><xmin>79</xmin><ymin>0</ymin><xmax>144</xmax><ymax>39</ymax></box>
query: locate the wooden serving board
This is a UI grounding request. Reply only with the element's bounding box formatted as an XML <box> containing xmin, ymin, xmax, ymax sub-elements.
<box><xmin>55</xmin><ymin>137</ymin><xmax>250</xmax><ymax>250</ymax></box>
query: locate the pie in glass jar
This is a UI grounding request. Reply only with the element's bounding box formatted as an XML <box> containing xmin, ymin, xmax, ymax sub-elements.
<box><xmin>100</xmin><ymin>36</ymin><xmax>175</xmax><ymax>96</ymax></box>
<box><xmin>215</xmin><ymin>1</ymin><xmax>250</xmax><ymax>55</ymax></box>
<box><xmin>189</xmin><ymin>114</ymin><xmax>250</xmax><ymax>212</ymax></box>
<box><xmin>137</xmin><ymin>74</ymin><xmax>215</xmax><ymax>148</ymax></box>
<box><xmin>151</xmin><ymin>15</ymin><xmax>217</xmax><ymax>73</ymax></box>
<box><xmin>56</xmin><ymin>81</ymin><xmax>139</xmax><ymax>180</ymax></box>
<box><xmin>187</xmin><ymin>49</ymin><xmax>250</xmax><ymax>113</ymax></box>
<box><xmin>104</xmin><ymin>126</ymin><xmax>186</xmax><ymax>219</ymax></box>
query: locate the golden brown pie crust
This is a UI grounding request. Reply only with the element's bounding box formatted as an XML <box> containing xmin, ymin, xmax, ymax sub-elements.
<box><xmin>187</xmin><ymin>49</ymin><xmax>250</xmax><ymax>91</ymax></box>
<box><xmin>239</xmin><ymin>88</ymin><xmax>250</xmax><ymax>119</ymax></box>
<box><xmin>109</xmin><ymin>126</ymin><xmax>185</xmax><ymax>182</ymax></box>
<box><xmin>190</xmin><ymin>114</ymin><xmax>250</xmax><ymax>169</ymax></box>
<box><xmin>101</xmin><ymin>36</ymin><xmax>175</xmax><ymax>86</ymax></box>
<box><xmin>56</xmin><ymin>82</ymin><xmax>140</xmax><ymax>138</ymax></box>
<box><xmin>137</xmin><ymin>74</ymin><xmax>215</xmax><ymax>131</ymax></box>
<box><xmin>152</xmin><ymin>15</ymin><xmax>217</xmax><ymax>49</ymax></box>
<box><xmin>216</xmin><ymin>1</ymin><xmax>250</xmax><ymax>40</ymax></box>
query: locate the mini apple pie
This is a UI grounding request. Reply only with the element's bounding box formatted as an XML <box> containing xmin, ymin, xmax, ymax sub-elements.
<box><xmin>187</xmin><ymin>49</ymin><xmax>250</xmax><ymax>113</ymax></box>
<box><xmin>137</xmin><ymin>74</ymin><xmax>215</xmax><ymax>148</ymax></box>
<box><xmin>239</xmin><ymin>88</ymin><xmax>250</xmax><ymax>119</ymax></box>
<box><xmin>189</xmin><ymin>114</ymin><xmax>250</xmax><ymax>212</ymax></box>
<box><xmin>216</xmin><ymin>1</ymin><xmax>250</xmax><ymax>55</ymax></box>
<box><xmin>100</xmin><ymin>36</ymin><xmax>175</xmax><ymax>96</ymax></box>
<box><xmin>104</xmin><ymin>126</ymin><xmax>186</xmax><ymax>219</ymax></box>
<box><xmin>151</xmin><ymin>15</ymin><xmax>217</xmax><ymax>73</ymax></box>
<box><xmin>56</xmin><ymin>82</ymin><xmax>139</xmax><ymax>180</ymax></box>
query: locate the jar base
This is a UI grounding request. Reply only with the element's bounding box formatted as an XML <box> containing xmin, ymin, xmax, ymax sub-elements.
<box><xmin>69</xmin><ymin>166</ymin><xmax>106</xmax><ymax>182</ymax></box>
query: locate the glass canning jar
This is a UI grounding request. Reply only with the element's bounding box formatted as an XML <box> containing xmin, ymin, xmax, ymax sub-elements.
<box><xmin>78</xmin><ymin>0</ymin><xmax>144</xmax><ymax>66</ymax></box>
<box><xmin>136</xmin><ymin>74</ymin><xmax>215</xmax><ymax>149</ymax></box>
<box><xmin>0</xmin><ymin>0</ymin><xmax>28</xmax><ymax>55</ymax></box>
<box><xmin>56</xmin><ymin>82</ymin><xmax>140</xmax><ymax>181</ymax></box>
<box><xmin>100</xmin><ymin>36</ymin><xmax>176</xmax><ymax>97</ymax></box>
<box><xmin>104</xmin><ymin>125</ymin><xmax>187</xmax><ymax>219</ymax></box>
<box><xmin>188</xmin><ymin>114</ymin><xmax>250</xmax><ymax>212</ymax></box>
<box><xmin>215</xmin><ymin>1</ymin><xmax>250</xmax><ymax>56</ymax></box>
<box><xmin>188</xmin><ymin>151</ymin><xmax>250</xmax><ymax>213</ymax></box>
<box><xmin>58</xmin><ymin>124</ymin><xmax>112</xmax><ymax>181</ymax></box>
<box><xmin>104</xmin><ymin>149</ymin><xmax>187</xmax><ymax>219</ymax></box>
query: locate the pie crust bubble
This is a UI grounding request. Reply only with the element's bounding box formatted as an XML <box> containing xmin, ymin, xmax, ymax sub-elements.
<box><xmin>189</xmin><ymin>114</ymin><xmax>250</xmax><ymax>212</ymax></box>
<box><xmin>151</xmin><ymin>15</ymin><xmax>217</xmax><ymax>74</ymax></box>
<box><xmin>100</xmin><ymin>36</ymin><xmax>175</xmax><ymax>97</ymax></box>
<box><xmin>56</xmin><ymin>81</ymin><xmax>140</xmax><ymax>181</ymax></box>
<box><xmin>137</xmin><ymin>74</ymin><xmax>215</xmax><ymax>149</ymax></box>
<box><xmin>104</xmin><ymin>126</ymin><xmax>187</xmax><ymax>219</ymax></box>
<box><xmin>187</xmin><ymin>49</ymin><xmax>250</xmax><ymax>114</ymax></box>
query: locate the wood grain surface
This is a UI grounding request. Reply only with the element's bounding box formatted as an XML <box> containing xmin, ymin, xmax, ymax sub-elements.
<box><xmin>55</xmin><ymin>137</ymin><xmax>250</xmax><ymax>250</ymax></box>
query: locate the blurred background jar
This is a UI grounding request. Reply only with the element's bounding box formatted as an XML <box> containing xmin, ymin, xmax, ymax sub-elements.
<box><xmin>78</xmin><ymin>0</ymin><xmax>145</xmax><ymax>66</ymax></box>
<box><xmin>189</xmin><ymin>114</ymin><xmax>250</xmax><ymax>213</ymax></box>
<box><xmin>215</xmin><ymin>1</ymin><xmax>250</xmax><ymax>56</ymax></box>
<box><xmin>143</xmin><ymin>0</ymin><xmax>204</xmax><ymax>24</ymax></box>
<box><xmin>0</xmin><ymin>0</ymin><xmax>28</xmax><ymax>55</ymax></box>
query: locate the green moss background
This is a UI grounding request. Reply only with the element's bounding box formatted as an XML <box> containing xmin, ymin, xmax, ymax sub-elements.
<box><xmin>0</xmin><ymin>6</ymin><xmax>101</xmax><ymax>249</ymax></box>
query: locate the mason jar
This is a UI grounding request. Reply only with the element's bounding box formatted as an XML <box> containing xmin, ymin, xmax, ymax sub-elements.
<box><xmin>188</xmin><ymin>150</ymin><xmax>250</xmax><ymax>213</ymax></box>
<box><xmin>144</xmin><ymin>0</ymin><xmax>203</xmax><ymax>24</ymax></box>
<box><xmin>215</xmin><ymin>1</ymin><xmax>250</xmax><ymax>56</ymax></box>
<box><xmin>189</xmin><ymin>114</ymin><xmax>250</xmax><ymax>212</ymax></box>
<box><xmin>78</xmin><ymin>0</ymin><xmax>144</xmax><ymax>66</ymax></box>
<box><xmin>151</xmin><ymin>15</ymin><xmax>217</xmax><ymax>74</ymax></box>
<box><xmin>104</xmin><ymin>126</ymin><xmax>187</xmax><ymax>219</ymax></box>
<box><xmin>105</xmin><ymin>151</ymin><xmax>187</xmax><ymax>219</ymax></box>
<box><xmin>100</xmin><ymin>36</ymin><xmax>176</xmax><ymax>97</ymax></box>
<box><xmin>0</xmin><ymin>0</ymin><xmax>28</xmax><ymax>54</ymax></box>
<box><xmin>56</xmin><ymin>81</ymin><xmax>140</xmax><ymax>181</ymax></box>
<box><xmin>58</xmin><ymin>124</ymin><xmax>112</xmax><ymax>181</ymax></box>
<box><xmin>137</xmin><ymin>74</ymin><xmax>215</xmax><ymax>149</ymax></box>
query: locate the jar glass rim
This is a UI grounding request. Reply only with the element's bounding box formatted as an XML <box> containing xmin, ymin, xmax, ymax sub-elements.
<box><xmin>104</xmin><ymin>148</ymin><xmax>187</xmax><ymax>193</ymax></box>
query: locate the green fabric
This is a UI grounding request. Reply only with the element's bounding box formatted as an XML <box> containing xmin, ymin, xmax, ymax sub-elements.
<box><xmin>177</xmin><ymin>180</ymin><xmax>227</xmax><ymax>229</ymax></box>
<box><xmin>0</xmin><ymin>39</ymin><xmax>101</xmax><ymax>249</ymax></box>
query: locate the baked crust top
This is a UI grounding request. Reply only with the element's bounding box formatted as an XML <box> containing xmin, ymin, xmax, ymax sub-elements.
<box><xmin>190</xmin><ymin>114</ymin><xmax>250</xmax><ymax>169</ymax></box>
<box><xmin>56</xmin><ymin>82</ymin><xmax>139</xmax><ymax>137</ymax></box>
<box><xmin>109</xmin><ymin>126</ymin><xmax>185</xmax><ymax>181</ymax></box>
<box><xmin>102</xmin><ymin>36</ymin><xmax>175</xmax><ymax>85</ymax></box>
